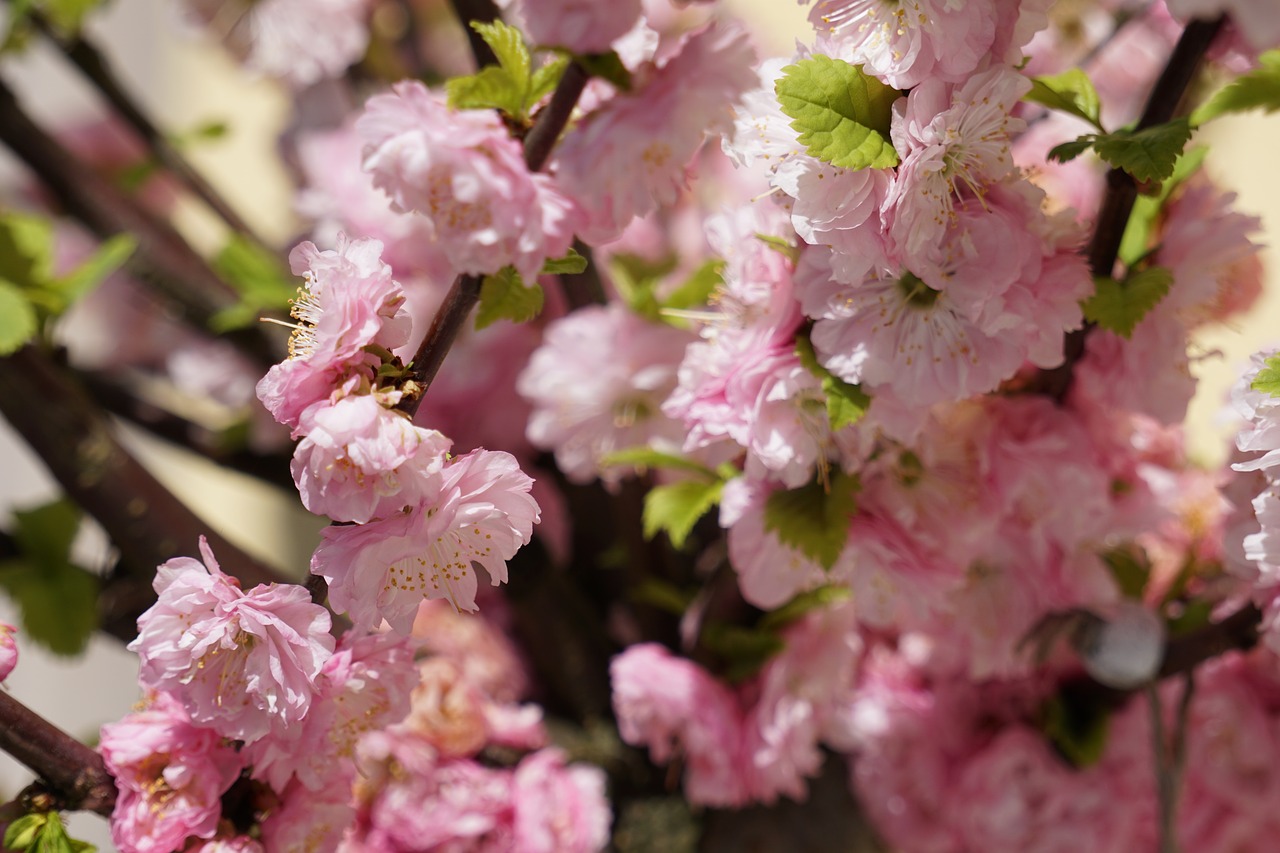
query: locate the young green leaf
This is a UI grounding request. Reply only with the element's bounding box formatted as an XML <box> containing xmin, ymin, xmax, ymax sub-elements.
<box><xmin>775</xmin><ymin>54</ymin><xmax>900</xmax><ymax>170</ymax></box>
<box><xmin>529</xmin><ymin>55</ymin><xmax>571</xmax><ymax>103</ymax></box>
<box><xmin>475</xmin><ymin>267</ymin><xmax>545</xmax><ymax>329</ymax></box>
<box><xmin>1081</xmin><ymin>267</ymin><xmax>1173</xmax><ymax>339</ymax></box>
<box><xmin>4</xmin><ymin>813</ymin><xmax>47</xmax><ymax>850</ymax></box>
<box><xmin>1091</xmin><ymin>118</ymin><xmax>1192</xmax><ymax>184</ymax></box>
<box><xmin>0</xmin><ymin>280</ymin><xmax>38</xmax><ymax>355</ymax></box>
<box><xmin>662</xmin><ymin>260</ymin><xmax>724</xmax><ymax>312</ymax></box>
<box><xmin>1192</xmin><ymin>49</ymin><xmax>1280</xmax><ymax>126</ymax></box>
<box><xmin>758</xmin><ymin>585</ymin><xmax>853</xmax><ymax>630</ymax></box>
<box><xmin>50</xmin><ymin>234</ymin><xmax>137</xmax><ymax>307</ymax></box>
<box><xmin>446</xmin><ymin>66</ymin><xmax>526</xmax><ymax>117</ymax></box>
<box><xmin>642</xmin><ymin>478</ymin><xmax>725</xmax><ymax>549</ymax></box>
<box><xmin>1117</xmin><ymin>145</ymin><xmax>1208</xmax><ymax>266</ymax></box>
<box><xmin>210</xmin><ymin>234</ymin><xmax>297</xmax><ymax>332</ymax></box>
<box><xmin>762</xmin><ymin>470</ymin><xmax>859</xmax><ymax>571</ymax></box>
<box><xmin>574</xmin><ymin>50</ymin><xmax>631</xmax><ymax>91</ymax></box>
<box><xmin>1027</xmin><ymin>69</ymin><xmax>1104</xmax><ymax>130</ymax></box>
<box><xmin>0</xmin><ymin>212</ymin><xmax>55</xmax><ymax>288</ymax></box>
<box><xmin>471</xmin><ymin>20</ymin><xmax>531</xmax><ymax>87</ymax></box>
<box><xmin>755</xmin><ymin>234</ymin><xmax>799</xmax><ymax>263</ymax></box>
<box><xmin>795</xmin><ymin>335</ymin><xmax>871</xmax><ymax>430</ymax></box>
<box><xmin>1251</xmin><ymin>353</ymin><xmax>1280</xmax><ymax>397</ymax></box>
<box><xmin>1046</xmin><ymin>134</ymin><xmax>1098</xmax><ymax>165</ymax></box>
<box><xmin>600</xmin><ymin>447</ymin><xmax>720</xmax><ymax>479</ymax></box>
<box><xmin>540</xmin><ymin>248</ymin><xmax>589</xmax><ymax>275</ymax></box>
<box><xmin>39</xmin><ymin>0</ymin><xmax>99</xmax><ymax>36</ymax></box>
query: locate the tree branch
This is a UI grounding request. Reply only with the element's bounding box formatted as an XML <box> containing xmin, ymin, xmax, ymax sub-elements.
<box><xmin>0</xmin><ymin>345</ymin><xmax>289</xmax><ymax>619</ymax></box>
<box><xmin>0</xmin><ymin>692</ymin><xmax>115</xmax><ymax>816</ymax></box>
<box><xmin>0</xmin><ymin>78</ymin><xmax>283</xmax><ymax>367</ymax></box>
<box><xmin>447</xmin><ymin>0</ymin><xmax>502</xmax><ymax>68</ymax></box>
<box><xmin>1031</xmin><ymin>14</ymin><xmax>1226</xmax><ymax>401</ymax></box>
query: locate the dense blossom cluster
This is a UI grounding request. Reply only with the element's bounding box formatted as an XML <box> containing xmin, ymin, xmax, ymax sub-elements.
<box><xmin>12</xmin><ymin>0</ymin><xmax>1274</xmax><ymax>850</ymax></box>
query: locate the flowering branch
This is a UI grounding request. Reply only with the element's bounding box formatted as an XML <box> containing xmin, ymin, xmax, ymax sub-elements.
<box><xmin>28</xmin><ymin>10</ymin><xmax>277</xmax><ymax>260</ymax></box>
<box><xmin>0</xmin><ymin>345</ymin><xmax>288</xmax><ymax>627</ymax></box>
<box><xmin>0</xmin><ymin>691</ymin><xmax>115</xmax><ymax>815</ymax></box>
<box><xmin>1033</xmin><ymin>14</ymin><xmax>1226</xmax><ymax>401</ymax></box>
<box><xmin>0</xmin><ymin>78</ymin><xmax>283</xmax><ymax>367</ymax></box>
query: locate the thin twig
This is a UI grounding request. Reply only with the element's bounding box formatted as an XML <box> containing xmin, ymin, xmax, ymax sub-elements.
<box><xmin>1032</xmin><ymin>15</ymin><xmax>1226</xmax><ymax>401</ymax></box>
<box><xmin>448</xmin><ymin>0</ymin><xmax>502</xmax><ymax>68</ymax></box>
<box><xmin>1146</xmin><ymin>682</ymin><xmax>1177</xmax><ymax>853</ymax></box>
<box><xmin>0</xmin><ymin>692</ymin><xmax>115</xmax><ymax>816</ymax></box>
<box><xmin>28</xmin><ymin>10</ymin><xmax>277</xmax><ymax>259</ymax></box>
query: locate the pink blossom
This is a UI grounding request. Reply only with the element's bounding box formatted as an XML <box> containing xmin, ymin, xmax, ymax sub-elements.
<box><xmin>402</xmin><ymin>657</ymin><xmax>491</xmax><ymax>759</ymax></box>
<box><xmin>183</xmin><ymin>839</ymin><xmax>265</xmax><ymax>853</ymax></box>
<box><xmin>554</xmin><ymin>21</ymin><xmax>757</xmax><ymax>243</ymax></box>
<box><xmin>511</xmin><ymin>749</ymin><xmax>611</xmax><ymax>853</ymax></box>
<box><xmin>259</xmin><ymin>783</ymin><xmax>354</xmax><ymax>853</ymax></box>
<box><xmin>1073</xmin><ymin>305</ymin><xmax>1197</xmax><ymax>426</ymax></box>
<box><xmin>256</xmin><ymin>236</ymin><xmax>409</xmax><ymax>430</ymax></box>
<box><xmin>245</xmin><ymin>631</ymin><xmax>417</xmax><ymax>793</ymax></box>
<box><xmin>803</xmin><ymin>0</ymin><xmax>999</xmax><ymax>89</ymax></box>
<box><xmin>0</xmin><ymin>623</ymin><xmax>15</xmax><ymax>683</ymax></box>
<box><xmin>357</xmin><ymin>81</ymin><xmax>577</xmax><ymax>280</ymax></box>
<box><xmin>610</xmin><ymin>643</ymin><xmax>751</xmax><ymax>807</ymax></box>
<box><xmin>314</xmin><ymin>449</ymin><xmax>540</xmax><ymax>632</ymax></box>
<box><xmin>516</xmin><ymin>0</ymin><xmax>641</xmax><ymax>53</ymax></box>
<box><xmin>291</xmin><ymin>394</ymin><xmax>452</xmax><ymax>523</ymax></box>
<box><xmin>129</xmin><ymin>537</ymin><xmax>335</xmax><ymax>743</ymax></box>
<box><xmin>100</xmin><ymin>693</ymin><xmax>243</xmax><ymax>853</ymax></box>
<box><xmin>517</xmin><ymin>303</ymin><xmax>693</xmax><ymax>485</ymax></box>
<box><xmin>411</xmin><ymin>599</ymin><xmax>533</xmax><ymax>703</ymax></box>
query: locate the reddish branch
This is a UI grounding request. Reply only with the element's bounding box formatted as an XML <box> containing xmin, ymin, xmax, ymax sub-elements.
<box><xmin>1031</xmin><ymin>14</ymin><xmax>1226</xmax><ymax>401</ymax></box>
<box><xmin>0</xmin><ymin>692</ymin><xmax>116</xmax><ymax>816</ymax></box>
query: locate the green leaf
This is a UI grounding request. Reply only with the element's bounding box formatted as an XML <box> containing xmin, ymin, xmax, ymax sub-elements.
<box><xmin>540</xmin><ymin>248</ymin><xmax>589</xmax><ymax>275</ymax></box>
<box><xmin>48</xmin><ymin>234</ymin><xmax>137</xmax><ymax>308</ymax></box>
<box><xmin>1117</xmin><ymin>145</ymin><xmax>1208</xmax><ymax>266</ymax></box>
<box><xmin>475</xmin><ymin>267</ymin><xmax>544</xmax><ymax>329</ymax></box>
<box><xmin>630</xmin><ymin>579</ymin><xmax>696</xmax><ymax>616</ymax></box>
<box><xmin>1027</xmin><ymin>69</ymin><xmax>1104</xmax><ymax>130</ymax></box>
<box><xmin>1081</xmin><ymin>267</ymin><xmax>1173</xmax><ymax>338</ymax></box>
<box><xmin>1047</xmin><ymin>134</ymin><xmax>1098</xmax><ymax>164</ymax></box>
<box><xmin>30</xmin><ymin>811</ymin><xmax>96</xmax><ymax>853</ymax></box>
<box><xmin>756</xmin><ymin>234</ymin><xmax>799</xmax><ymax>263</ymax></box>
<box><xmin>1041</xmin><ymin>689</ymin><xmax>1110</xmax><ymax>769</ymax></box>
<box><xmin>762</xmin><ymin>470</ymin><xmax>859</xmax><ymax>570</ymax></box>
<box><xmin>1092</xmin><ymin>118</ymin><xmax>1192</xmax><ymax>184</ymax></box>
<box><xmin>609</xmin><ymin>252</ymin><xmax>678</xmax><ymax>320</ymax></box>
<box><xmin>1251</xmin><ymin>353</ymin><xmax>1280</xmax><ymax>397</ymax></box>
<box><xmin>0</xmin><ymin>499</ymin><xmax>98</xmax><ymax>657</ymax></box>
<box><xmin>758</xmin><ymin>585</ymin><xmax>853</xmax><ymax>630</ymax></box>
<box><xmin>210</xmin><ymin>235</ymin><xmax>296</xmax><ymax>332</ymax></box>
<box><xmin>795</xmin><ymin>335</ymin><xmax>871</xmax><ymax>430</ymax></box>
<box><xmin>0</xmin><ymin>280</ymin><xmax>38</xmax><ymax>355</ymax></box>
<box><xmin>1101</xmin><ymin>545</ymin><xmax>1151</xmax><ymax>600</ymax></box>
<box><xmin>529</xmin><ymin>55</ymin><xmax>571</xmax><ymax>103</ymax></box>
<box><xmin>5</xmin><ymin>813</ymin><xmax>47</xmax><ymax>850</ymax></box>
<box><xmin>575</xmin><ymin>50</ymin><xmax>632</xmax><ymax>91</ymax></box>
<box><xmin>642</xmin><ymin>479</ymin><xmax>725</xmax><ymax>549</ymax></box>
<box><xmin>1</xmin><ymin>0</ymin><xmax>37</xmax><ymax>54</ymax></box>
<box><xmin>600</xmin><ymin>447</ymin><xmax>720</xmax><ymax>479</ymax></box>
<box><xmin>0</xmin><ymin>212</ymin><xmax>54</xmax><ymax>288</ymax></box>
<box><xmin>700</xmin><ymin>622</ymin><xmax>785</xmax><ymax>683</ymax></box>
<box><xmin>446</xmin><ymin>66</ymin><xmax>526</xmax><ymax>117</ymax></box>
<box><xmin>662</xmin><ymin>260</ymin><xmax>724</xmax><ymax>312</ymax></box>
<box><xmin>1192</xmin><ymin>50</ymin><xmax>1280</xmax><ymax>126</ymax></box>
<box><xmin>39</xmin><ymin>0</ymin><xmax>99</xmax><ymax>35</ymax></box>
<box><xmin>472</xmin><ymin>20</ymin><xmax>531</xmax><ymax>90</ymax></box>
<box><xmin>775</xmin><ymin>54</ymin><xmax>900</xmax><ymax>170</ymax></box>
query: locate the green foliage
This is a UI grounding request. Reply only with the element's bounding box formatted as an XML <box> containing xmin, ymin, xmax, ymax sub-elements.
<box><xmin>0</xmin><ymin>213</ymin><xmax>136</xmax><ymax>351</ymax></box>
<box><xmin>475</xmin><ymin>267</ymin><xmax>545</xmax><ymax>329</ymax></box>
<box><xmin>0</xmin><ymin>281</ymin><xmax>38</xmax><ymax>355</ymax></box>
<box><xmin>1101</xmin><ymin>544</ymin><xmax>1152</xmax><ymax>600</ymax></box>
<box><xmin>1117</xmin><ymin>146</ymin><xmax>1208</xmax><ymax>266</ymax></box>
<box><xmin>1251</xmin><ymin>353</ymin><xmax>1280</xmax><ymax>397</ymax></box>
<box><xmin>574</xmin><ymin>50</ymin><xmax>632</xmax><ymax>91</ymax></box>
<box><xmin>608</xmin><ymin>253</ymin><xmax>723</xmax><ymax>323</ymax></box>
<box><xmin>446</xmin><ymin>20</ymin><xmax>562</xmax><ymax>123</ymax></box>
<box><xmin>4</xmin><ymin>812</ymin><xmax>96</xmax><ymax>853</ymax></box>
<box><xmin>1192</xmin><ymin>50</ymin><xmax>1280</xmax><ymax>126</ymax></box>
<box><xmin>38</xmin><ymin>0</ymin><xmax>98</xmax><ymax>35</ymax></box>
<box><xmin>600</xmin><ymin>447</ymin><xmax>722</xmax><ymax>479</ymax></box>
<box><xmin>210</xmin><ymin>235</ymin><xmax>297</xmax><ymax>332</ymax></box>
<box><xmin>755</xmin><ymin>234</ymin><xmax>799</xmax><ymax>263</ymax></box>
<box><xmin>762</xmin><ymin>470</ymin><xmax>859</xmax><ymax>571</ymax></box>
<box><xmin>1041</xmin><ymin>689</ymin><xmax>1110</xmax><ymax>769</ymax></box>
<box><xmin>540</xmin><ymin>248</ymin><xmax>589</xmax><ymax>275</ymax></box>
<box><xmin>0</xmin><ymin>499</ymin><xmax>99</xmax><ymax>657</ymax></box>
<box><xmin>1081</xmin><ymin>267</ymin><xmax>1173</xmax><ymax>339</ymax></box>
<box><xmin>775</xmin><ymin>55</ymin><xmax>900</xmax><ymax>170</ymax></box>
<box><xmin>1027</xmin><ymin>69</ymin><xmax>1104</xmax><ymax>130</ymax></box>
<box><xmin>795</xmin><ymin>334</ymin><xmax>871</xmax><ymax>430</ymax></box>
<box><xmin>629</xmin><ymin>578</ymin><xmax>696</xmax><ymax>616</ymax></box>
<box><xmin>700</xmin><ymin>622</ymin><xmax>785</xmax><ymax>682</ymax></box>
<box><xmin>642</xmin><ymin>478</ymin><xmax>725</xmax><ymax>550</ymax></box>
<box><xmin>758</xmin><ymin>585</ymin><xmax>853</xmax><ymax>630</ymax></box>
<box><xmin>662</xmin><ymin>260</ymin><xmax>724</xmax><ymax>313</ymax></box>
<box><xmin>1049</xmin><ymin>119</ymin><xmax>1192</xmax><ymax>184</ymax></box>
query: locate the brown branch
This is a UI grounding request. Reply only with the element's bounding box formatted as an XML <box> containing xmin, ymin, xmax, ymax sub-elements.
<box><xmin>28</xmin><ymin>11</ymin><xmax>277</xmax><ymax>260</ymax></box>
<box><xmin>1031</xmin><ymin>14</ymin><xmax>1226</xmax><ymax>401</ymax></box>
<box><xmin>0</xmin><ymin>692</ymin><xmax>115</xmax><ymax>816</ymax></box>
<box><xmin>1158</xmin><ymin>603</ymin><xmax>1261</xmax><ymax>678</ymax></box>
<box><xmin>0</xmin><ymin>78</ymin><xmax>283</xmax><ymax>367</ymax></box>
<box><xmin>0</xmin><ymin>345</ymin><xmax>289</xmax><ymax>622</ymax></box>
<box><xmin>523</xmin><ymin>61</ymin><xmax>588</xmax><ymax>172</ymax></box>
<box><xmin>447</xmin><ymin>0</ymin><xmax>502</xmax><ymax>68</ymax></box>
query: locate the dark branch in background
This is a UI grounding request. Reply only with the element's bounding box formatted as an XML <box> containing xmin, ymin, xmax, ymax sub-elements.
<box><xmin>1031</xmin><ymin>14</ymin><xmax>1226</xmax><ymax>401</ymax></box>
<box><xmin>0</xmin><ymin>692</ymin><xmax>115</xmax><ymax>816</ymax></box>
<box><xmin>447</xmin><ymin>0</ymin><xmax>502</xmax><ymax>68</ymax></box>
<box><xmin>0</xmin><ymin>345</ymin><xmax>290</xmax><ymax>638</ymax></box>
<box><xmin>0</xmin><ymin>78</ymin><xmax>283</xmax><ymax>368</ymax></box>
<box><xmin>28</xmin><ymin>10</ymin><xmax>277</xmax><ymax>260</ymax></box>
<box><xmin>1158</xmin><ymin>602</ymin><xmax>1261</xmax><ymax>678</ymax></box>
<box><xmin>523</xmin><ymin>61</ymin><xmax>588</xmax><ymax>171</ymax></box>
